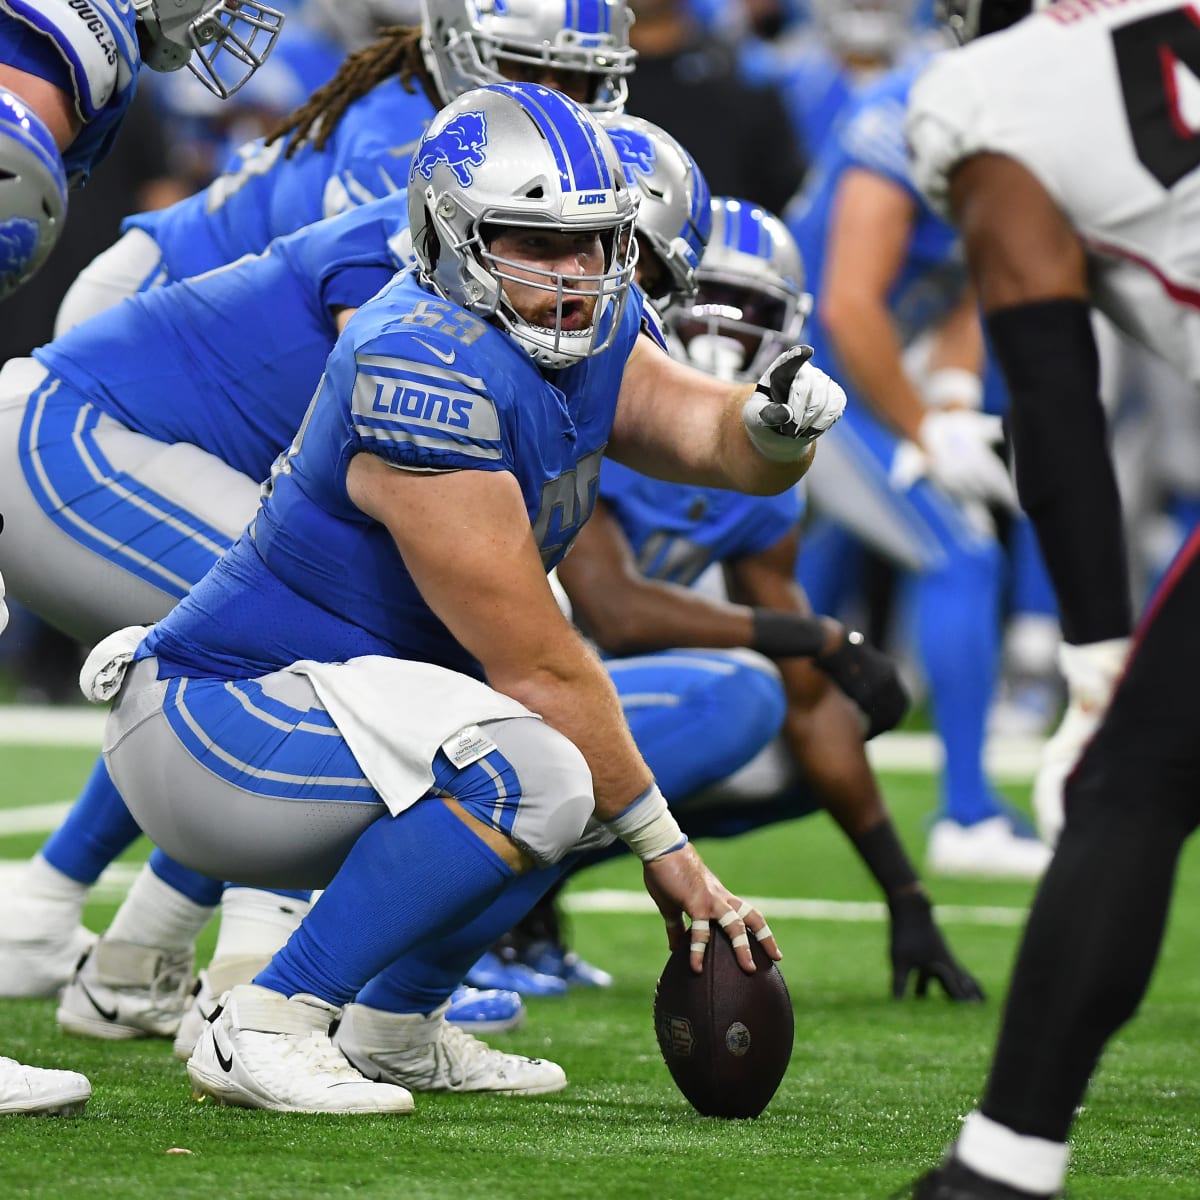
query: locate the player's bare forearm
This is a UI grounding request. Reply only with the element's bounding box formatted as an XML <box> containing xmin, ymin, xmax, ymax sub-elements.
<box><xmin>609</xmin><ymin>334</ymin><xmax>813</xmax><ymax>494</ymax></box>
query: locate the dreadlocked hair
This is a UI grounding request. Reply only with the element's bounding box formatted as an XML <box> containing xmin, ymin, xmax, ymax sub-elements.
<box><xmin>266</xmin><ymin>25</ymin><xmax>442</xmax><ymax>159</ymax></box>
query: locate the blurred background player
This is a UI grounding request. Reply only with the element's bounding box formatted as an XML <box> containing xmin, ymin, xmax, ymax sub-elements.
<box><xmin>783</xmin><ymin>47</ymin><xmax>1051</xmax><ymax>879</ymax></box>
<box><xmin>904</xmin><ymin>0</ymin><xmax>1200</xmax><ymax>1194</ymax></box>
<box><xmin>0</xmin><ymin>0</ymin><xmax>286</xmax><ymax>1119</ymax></box>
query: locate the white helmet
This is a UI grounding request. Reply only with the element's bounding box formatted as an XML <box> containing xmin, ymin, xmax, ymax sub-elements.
<box><xmin>665</xmin><ymin>196</ymin><xmax>812</xmax><ymax>383</ymax></box>
<box><xmin>419</xmin><ymin>0</ymin><xmax>636</xmax><ymax>111</ymax></box>
<box><xmin>409</xmin><ymin>83</ymin><xmax>639</xmax><ymax>368</ymax></box>
<box><xmin>809</xmin><ymin>0</ymin><xmax>916</xmax><ymax>61</ymax></box>
<box><xmin>598</xmin><ymin>113</ymin><xmax>712</xmax><ymax>313</ymax></box>
<box><xmin>135</xmin><ymin>0</ymin><xmax>287</xmax><ymax>98</ymax></box>
<box><xmin>0</xmin><ymin>92</ymin><xmax>68</xmax><ymax>301</ymax></box>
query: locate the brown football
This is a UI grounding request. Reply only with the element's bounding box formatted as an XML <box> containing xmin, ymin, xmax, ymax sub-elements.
<box><xmin>653</xmin><ymin>933</ymin><xmax>794</xmax><ymax>1119</ymax></box>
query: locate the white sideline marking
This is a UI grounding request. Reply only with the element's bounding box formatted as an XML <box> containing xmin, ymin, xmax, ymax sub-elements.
<box><xmin>0</xmin><ymin>863</ymin><xmax>1027</xmax><ymax>925</ymax></box>
<box><xmin>0</xmin><ymin>801</ymin><xmax>71</xmax><ymax>834</ymax></box>
<box><xmin>0</xmin><ymin>707</ymin><xmax>1045</xmax><ymax>778</ymax></box>
<box><xmin>562</xmin><ymin>888</ymin><xmax>1028</xmax><ymax>927</ymax></box>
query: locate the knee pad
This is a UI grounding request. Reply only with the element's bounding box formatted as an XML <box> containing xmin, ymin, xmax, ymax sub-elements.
<box><xmin>0</xmin><ymin>93</ymin><xmax>67</xmax><ymax>299</ymax></box>
<box><xmin>454</xmin><ymin>716</ymin><xmax>594</xmax><ymax>868</ymax></box>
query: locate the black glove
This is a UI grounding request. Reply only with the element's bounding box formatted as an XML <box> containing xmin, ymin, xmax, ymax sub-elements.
<box><xmin>888</xmin><ymin>892</ymin><xmax>984</xmax><ymax>1002</ymax></box>
<box><xmin>814</xmin><ymin>629</ymin><xmax>910</xmax><ymax>740</ymax></box>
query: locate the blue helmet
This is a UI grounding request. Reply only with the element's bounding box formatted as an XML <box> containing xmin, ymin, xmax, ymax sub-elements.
<box><xmin>599</xmin><ymin>113</ymin><xmax>711</xmax><ymax>313</ymax></box>
<box><xmin>0</xmin><ymin>92</ymin><xmax>68</xmax><ymax>301</ymax></box>
<box><xmin>409</xmin><ymin>83</ymin><xmax>640</xmax><ymax>368</ymax></box>
<box><xmin>666</xmin><ymin>197</ymin><xmax>811</xmax><ymax>384</ymax></box>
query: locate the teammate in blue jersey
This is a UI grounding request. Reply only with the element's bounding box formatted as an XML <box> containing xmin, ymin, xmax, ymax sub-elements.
<box><xmin>0</xmin><ymin>0</ymin><xmax>285</xmax><ymax>300</ymax></box>
<box><xmin>54</xmin><ymin>0</ymin><xmax>638</xmax><ymax>332</ymax></box>
<box><xmin>84</xmin><ymin>83</ymin><xmax>845</xmax><ymax>1113</ymax></box>
<box><xmin>786</xmin><ymin>57</ymin><xmax>1051</xmax><ymax>880</ymax></box>
<box><xmin>0</xmin><ymin>0</ymin><xmax>287</xmax><ymax>1122</ymax></box>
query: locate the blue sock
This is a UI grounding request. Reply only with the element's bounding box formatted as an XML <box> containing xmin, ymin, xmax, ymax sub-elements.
<box><xmin>356</xmin><ymin>862</ymin><xmax>569</xmax><ymax>1013</ymax></box>
<box><xmin>914</xmin><ymin>517</ymin><xmax>1005</xmax><ymax>826</ymax></box>
<box><xmin>41</xmin><ymin>757</ymin><xmax>142</xmax><ymax>884</ymax></box>
<box><xmin>148</xmin><ymin>847</ymin><xmax>225</xmax><ymax>908</ymax></box>
<box><xmin>256</xmin><ymin>798</ymin><xmax>514</xmax><ymax>1005</ymax></box>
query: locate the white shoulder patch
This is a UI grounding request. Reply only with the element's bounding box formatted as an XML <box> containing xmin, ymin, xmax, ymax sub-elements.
<box><xmin>0</xmin><ymin>0</ymin><xmax>137</xmax><ymax>122</ymax></box>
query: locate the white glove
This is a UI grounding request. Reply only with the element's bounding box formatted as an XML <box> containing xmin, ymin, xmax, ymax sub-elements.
<box><xmin>919</xmin><ymin>408</ymin><xmax>1018</xmax><ymax>509</ymax></box>
<box><xmin>0</xmin><ymin>566</ymin><xmax>7</xmax><ymax>637</ymax></box>
<box><xmin>742</xmin><ymin>346</ymin><xmax>847</xmax><ymax>463</ymax></box>
<box><xmin>1032</xmin><ymin>637</ymin><xmax>1131</xmax><ymax>845</ymax></box>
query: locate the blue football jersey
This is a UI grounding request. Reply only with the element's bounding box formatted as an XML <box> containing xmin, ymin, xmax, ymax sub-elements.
<box><xmin>34</xmin><ymin>192</ymin><xmax>410</xmax><ymax>480</ymax></box>
<box><xmin>788</xmin><ymin>59</ymin><xmax>964</xmax><ymax>355</ymax></box>
<box><xmin>0</xmin><ymin>4</ymin><xmax>139</xmax><ymax>183</ymax></box>
<box><xmin>599</xmin><ymin>459</ymin><xmax>801</xmax><ymax>587</ymax></box>
<box><xmin>143</xmin><ymin>272</ymin><xmax>647</xmax><ymax>681</ymax></box>
<box><xmin>123</xmin><ymin>79</ymin><xmax>436</xmax><ymax>282</ymax></box>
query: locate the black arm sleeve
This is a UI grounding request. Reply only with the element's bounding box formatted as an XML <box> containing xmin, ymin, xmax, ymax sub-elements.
<box><xmin>986</xmin><ymin>298</ymin><xmax>1133</xmax><ymax>645</ymax></box>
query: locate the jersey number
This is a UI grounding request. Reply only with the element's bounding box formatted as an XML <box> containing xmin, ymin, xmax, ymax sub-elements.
<box><xmin>1113</xmin><ymin>6</ymin><xmax>1200</xmax><ymax>188</ymax></box>
<box><xmin>531</xmin><ymin>450</ymin><xmax>605</xmax><ymax>566</ymax></box>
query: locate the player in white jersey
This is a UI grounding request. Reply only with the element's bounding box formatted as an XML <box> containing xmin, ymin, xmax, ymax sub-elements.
<box><xmin>901</xmin><ymin>2</ymin><xmax>1200</xmax><ymax>1196</ymax></box>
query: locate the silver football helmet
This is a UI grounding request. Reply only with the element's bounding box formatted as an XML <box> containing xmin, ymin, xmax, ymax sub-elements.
<box><xmin>598</xmin><ymin>113</ymin><xmax>711</xmax><ymax>313</ymax></box>
<box><xmin>935</xmin><ymin>0</ymin><xmax>1054</xmax><ymax>44</ymax></box>
<box><xmin>419</xmin><ymin>0</ymin><xmax>636</xmax><ymax>111</ymax></box>
<box><xmin>665</xmin><ymin>196</ymin><xmax>812</xmax><ymax>384</ymax></box>
<box><xmin>809</xmin><ymin>0</ymin><xmax>916</xmax><ymax>61</ymax></box>
<box><xmin>0</xmin><ymin>92</ymin><xmax>67</xmax><ymax>301</ymax></box>
<box><xmin>409</xmin><ymin>83</ymin><xmax>639</xmax><ymax>368</ymax></box>
<box><xmin>134</xmin><ymin>0</ymin><xmax>287</xmax><ymax>98</ymax></box>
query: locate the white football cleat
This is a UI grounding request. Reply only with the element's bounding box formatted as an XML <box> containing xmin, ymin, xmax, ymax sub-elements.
<box><xmin>187</xmin><ymin>984</ymin><xmax>414</xmax><ymax>1114</ymax></box>
<box><xmin>0</xmin><ymin>1057</ymin><xmax>91</xmax><ymax>1116</ymax></box>
<box><xmin>333</xmin><ymin>1000</ymin><xmax>567</xmax><ymax>1095</ymax></box>
<box><xmin>173</xmin><ymin>955</ymin><xmax>271</xmax><ymax>1061</ymax></box>
<box><xmin>1033</xmin><ymin>637</ymin><xmax>1130</xmax><ymax>846</ymax></box>
<box><xmin>57</xmin><ymin>939</ymin><xmax>193</xmax><ymax>1040</ymax></box>
<box><xmin>926</xmin><ymin>816</ymin><xmax>1052</xmax><ymax>881</ymax></box>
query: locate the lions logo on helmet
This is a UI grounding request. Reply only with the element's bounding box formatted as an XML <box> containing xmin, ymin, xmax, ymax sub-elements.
<box><xmin>608</xmin><ymin>127</ymin><xmax>657</xmax><ymax>179</ymax></box>
<box><xmin>412</xmin><ymin>112</ymin><xmax>490</xmax><ymax>186</ymax></box>
<box><xmin>0</xmin><ymin>93</ymin><xmax>68</xmax><ymax>302</ymax></box>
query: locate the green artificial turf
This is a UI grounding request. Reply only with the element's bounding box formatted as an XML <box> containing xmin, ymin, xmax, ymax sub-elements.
<box><xmin>1</xmin><ymin>739</ymin><xmax>1197</xmax><ymax>1199</ymax></box>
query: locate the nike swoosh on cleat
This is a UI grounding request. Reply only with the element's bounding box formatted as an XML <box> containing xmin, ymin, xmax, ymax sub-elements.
<box><xmin>211</xmin><ymin>1030</ymin><xmax>235</xmax><ymax>1074</ymax></box>
<box><xmin>78</xmin><ymin>979</ymin><xmax>119</xmax><ymax>1023</ymax></box>
<box><xmin>414</xmin><ymin>338</ymin><xmax>457</xmax><ymax>366</ymax></box>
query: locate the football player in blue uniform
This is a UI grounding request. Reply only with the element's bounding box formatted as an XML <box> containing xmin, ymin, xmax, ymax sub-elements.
<box><xmin>54</xmin><ymin>0</ymin><xmax>638</xmax><ymax>331</ymax></box>
<box><xmin>86</xmin><ymin>82</ymin><xmax>844</xmax><ymax>1113</ymax></box>
<box><xmin>786</xmin><ymin>56</ymin><xmax>1052</xmax><ymax>879</ymax></box>
<box><xmin>0</xmin><ymin>0</ymin><xmax>285</xmax><ymax>1120</ymax></box>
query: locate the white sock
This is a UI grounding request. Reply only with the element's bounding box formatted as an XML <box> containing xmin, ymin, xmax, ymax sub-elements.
<box><xmin>956</xmin><ymin>1110</ymin><xmax>1069</xmax><ymax>1196</ymax></box>
<box><xmin>105</xmin><ymin>865</ymin><xmax>216</xmax><ymax>951</ymax></box>
<box><xmin>16</xmin><ymin>855</ymin><xmax>90</xmax><ymax>932</ymax></box>
<box><xmin>212</xmin><ymin>888</ymin><xmax>311</xmax><ymax>962</ymax></box>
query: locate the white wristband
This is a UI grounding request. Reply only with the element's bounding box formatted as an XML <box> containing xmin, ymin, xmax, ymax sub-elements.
<box><xmin>925</xmin><ymin>367</ymin><xmax>984</xmax><ymax>410</ymax></box>
<box><xmin>602</xmin><ymin>783</ymin><xmax>687</xmax><ymax>863</ymax></box>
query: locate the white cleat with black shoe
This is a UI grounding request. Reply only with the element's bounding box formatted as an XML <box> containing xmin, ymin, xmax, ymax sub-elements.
<box><xmin>333</xmin><ymin>999</ymin><xmax>567</xmax><ymax>1095</ymax></box>
<box><xmin>173</xmin><ymin>955</ymin><xmax>272</xmax><ymax>1061</ymax></box>
<box><xmin>0</xmin><ymin>1057</ymin><xmax>91</xmax><ymax>1116</ymax></box>
<box><xmin>926</xmin><ymin>816</ymin><xmax>1053</xmax><ymax>881</ymax></box>
<box><xmin>57</xmin><ymin>939</ymin><xmax>194</xmax><ymax>1039</ymax></box>
<box><xmin>187</xmin><ymin>984</ymin><xmax>415</xmax><ymax>1114</ymax></box>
